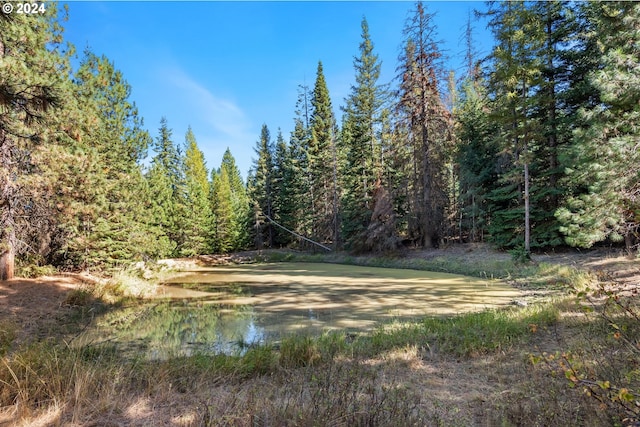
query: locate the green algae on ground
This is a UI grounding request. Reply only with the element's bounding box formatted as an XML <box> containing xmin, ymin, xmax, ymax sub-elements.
<box><xmin>78</xmin><ymin>262</ymin><xmax>522</xmax><ymax>358</ymax></box>
<box><xmin>161</xmin><ymin>262</ymin><xmax>522</xmax><ymax>317</ymax></box>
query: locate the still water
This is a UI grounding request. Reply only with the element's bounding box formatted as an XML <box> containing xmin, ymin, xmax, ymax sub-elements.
<box><xmin>77</xmin><ymin>262</ymin><xmax>521</xmax><ymax>359</ymax></box>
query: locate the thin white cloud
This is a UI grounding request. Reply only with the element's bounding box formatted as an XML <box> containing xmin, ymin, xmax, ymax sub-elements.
<box><xmin>163</xmin><ymin>66</ymin><xmax>255</xmax><ymax>145</ymax></box>
<box><xmin>155</xmin><ymin>65</ymin><xmax>256</xmax><ymax>176</ymax></box>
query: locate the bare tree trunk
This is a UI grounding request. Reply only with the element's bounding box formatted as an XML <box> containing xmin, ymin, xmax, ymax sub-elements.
<box><xmin>331</xmin><ymin>134</ymin><xmax>339</xmax><ymax>250</ymax></box>
<box><xmin>0</xmin><ymin>235</ymin><xmax>15</xmax><ymax>281</ymax></box>
<box><xmin>0</xmin><ymin>126</ymin><xmax>16</xmax><ymax>280</ymax></box>
<box><xmin>524</xmin><ymin>158</ymin><xmax>531</xmax><ymax>255</ymax></box>
<box><xmin>0</xmin><ymin>32</ymin><xmax>15</xmax><ymax>280</ymax></box>
<box><xmin>523</xmin><ymin>79</ymin><xmax>531</xmax><ymax>257</ymax></box>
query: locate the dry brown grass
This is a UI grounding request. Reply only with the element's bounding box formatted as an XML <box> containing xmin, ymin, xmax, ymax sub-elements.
<box><xmin>0</xmin><ymin>247</ymin><xmax>637</xmax><ymax>426</ymax></box>
<box><xmin>0</xmin><ymin>303</ymin><xmax>620</xmax><ymax>426</ymax></box>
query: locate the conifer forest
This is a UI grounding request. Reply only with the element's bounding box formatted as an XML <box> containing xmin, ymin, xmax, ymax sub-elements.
<box><xmin>2</xmin><ymin>1</ymin><xmax>640</xmax><ymax>280</ymax></box>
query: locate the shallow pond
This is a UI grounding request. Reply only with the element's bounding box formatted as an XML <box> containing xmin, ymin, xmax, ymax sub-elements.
<box><xmin>77</xmin><ymin>262</ymin><xmax>521</xmax><ymax>358</ymax></box>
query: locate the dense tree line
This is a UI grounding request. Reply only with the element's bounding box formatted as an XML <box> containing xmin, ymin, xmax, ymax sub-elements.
<box><xmin>0</xmin><ymin>3</ymin><xmax>250</xmax><ymax>279</ymax></box>
<box><xmin>249</xmin><ymin>1</ymin><xmax>640</xmax><ymax>257</ymax></box>
<box><xmin>2</xmin><ymin>1</ymin><xmax>639</xmax><ymax>279</ymax></box>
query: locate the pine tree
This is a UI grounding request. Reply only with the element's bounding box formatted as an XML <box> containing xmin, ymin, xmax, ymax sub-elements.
<box><xmin>145</xmin><ymin>161</ymin><xmax>178</xmax><ymax>257</ymax></box>
<box><xmin>271</xmin><ymin>130</ymin><xmax>296</xmax><ymax>246</ymax></box>
<box><xmin>63</xmin><ymin>50</ymin><xmax>159</xmax><ymax>267</ymax></box>
<box><xmin>454</xmin><ymin>11</ymin><xmax>494</xmax><ymax>244</ymax></box>
<box><xmin>455</xmin><ymin>76</ymin><xmax>499</xmax><ymax>243</ymax></box>
<box><xmin>153</xmin><ymin>117</ymin><xmax>183</xmax><ymax>186</ymax></box>
<box><xmin>0</xmin><ymin>5</ymin><xmax>72</xmax><ymax>278</ymax></box>
<box><xmin>211</xmin><ymin>166</ymin><xmax>234</xmax><ymax>253</ymax></box>
<box><xmin>380</xmin><ymin>108</ymin><xmax>411</xmax><ymax>239</ymax></box>
<box><xmin>482</xmin><ymin>0</ymin><xmax>591</xmax><ymax>253</ymax></box>
<box><xmin>180</xmin><ymin>127</ymin><xmax>212</xmax><ymax>256</ymax></box>
<box><xmin>309</xmin><ymin>62</ymin><xmax>339</xmax><ymax>246</ymax></box>
<box><xmin>147</xmin><ymin>118</ymin><xmax>184</xmax><ymax>256</ymax></box>
<box><xmin>442</xmin><ymin>70</ymin><xmax>460</xmax><ymax>242</ymax></box>
<box><xmin>484</xmin><ymin>1</ymin><xmax>545</xmax><ymax>255</ymax></box>
<box><xmin>557</xmin><ymin>2</ymin><xmax>640</xmax><ymax>252</ymax></box>
<box><xmin>526</xmin><ymin>0</ymin><xmax>582</xmax><ymax>248</ymax></box>
<box><xmin>287</xmin><ymin>85</ymin><xmax>314</xmax><ymax>243</ymax></box>
<box><xmin>248</xmin><ymin>124</ymin><xmax>275</xmax><ymax>248</ymax></box>
<box><xmin>341</xmin><ymin>17</ymin><xmax>386</xmax><ymax>250</ymax></box>
<box><xmin>220</xmin><ymin>148</ymin><xmax>250</xmax><ymax>251</ymax></box>
<box><xmin>73</xmin><ymin>50</ymin><xmax>150</xmax><ymax>165</ymax></box>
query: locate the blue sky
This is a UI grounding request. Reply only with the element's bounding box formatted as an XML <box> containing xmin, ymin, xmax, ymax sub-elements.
<box><xmin>62</xmin><ymin>1</ymin><xmax>493</xmax><ymax>178</ymax></box>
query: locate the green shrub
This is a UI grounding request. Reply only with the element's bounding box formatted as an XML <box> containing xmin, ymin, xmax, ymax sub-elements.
<box><xmin>241</xmin><ymin>345</ymin><xmax>278</xmax><ymax>375</ymax></box>
<box><xmin>15</xmin><ymin>263</ymin><xmax>57</xmax><ymax>278</ymax></box>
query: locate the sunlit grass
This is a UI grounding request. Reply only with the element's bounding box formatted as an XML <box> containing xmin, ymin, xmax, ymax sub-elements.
<box><xmin>354</xmin><ymin>302</ymin><xmax>560</xmax><ymax>358</ymax></box>
<box><xmin>63</xmin><ymin>266</ymin><xmax>161</xmax><ymax>304</ymax></box>
<box><xmin>100</xmin><ymin>269</ymin><xmax>158</xmax><ymax>301</ymax></box>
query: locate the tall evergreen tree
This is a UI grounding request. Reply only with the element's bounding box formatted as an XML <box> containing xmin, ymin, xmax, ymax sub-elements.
<box><xmin>309</xmin><ymin>62</ymin><xmax>339</xmax><ymax>246</ymax></box>
<box><xmin>341</xmin><ymin>17</ymin><xmax>386</xmax><ymax>250</ymax></box>
<box><xmin>153</xmin><ymin>117</ymin><xmax>183</xmax><ymax>186</ymax></box>
<box><xmin>146</xmin><ymin>118</ymin><xmax>184</xmax><ymax>256</ymax></box>
<box><xmin>211</xmin><ymin>166</ymin><xmax>234</xmax><ymax>253</ymax></box>
<box><xmin>248</xmin><ymin>124</ymin><xmax>275</xmax><ymax>248</ymax></box>
<box><xmin>379</xmin><ymin>108</ymin><xmax>411</xmax><ymax>238</ymax></box>
<box><xmin>485</xmin><ymin>0</ymin><xmax>544</xmax><ymax>255</ymax></box>
<box><xmin>271</xmin><ymin>129</ymin><xmax>296</xmax><ymax>247</ymax></box>
<box><xmin>64</xmin><ymin>50</ymin><xmax>160</xmax><ymax>267</ymax></box>
<box><xmin>180</xmin><ymin>127</ymin><xmax>212</xmax><ymax>256</ymax></box>
<box><xmin>220</xmin><ymin>148</ymin><xmax>251</xmax><ymax>251</ymax></box>
<box><xmin>396</xmin><ymin>1</ymin><xmax>450</xmax><ymax>248</ymax></box>
<box><xmin>74</xmin><ymin>50</ymin><xmax>150</xmax><ymax>165</ymax></box>
<box><xmin>0</xmin><ymin>6</ymin><xmax>64</xmax><ymax>278</ymax></box>
<box><xmin>482</xmin><ymin>0</ymin><xmax>589</xmax><ymax>253</ymax></box>
<box><xmin>557</xmin><ymin>2</ymin><xmax>640</xmax><ymax>252</ymax></box>
<box><xmin>287</xmin><ymin>85</ymin><xmax>314</xmax><ymax>243</ymax></box>
<box><xmin>526</xmin><ymin>0</ymin><xmax>582</xmax><ymax>248</ymax></box>
<box><xmin>455</xmin><ymin>75</ymin><xmax>499</xmax><ymax>243</ymax></box>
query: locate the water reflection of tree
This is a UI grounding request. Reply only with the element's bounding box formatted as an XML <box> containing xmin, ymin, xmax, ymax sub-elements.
<box><xmin>87</xmin><ymin>301</ymin><xmax>264</xmax><ymax>357</ymax></box>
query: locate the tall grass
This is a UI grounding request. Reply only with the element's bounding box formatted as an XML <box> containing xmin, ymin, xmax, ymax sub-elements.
<box><xmin>3</xmin><ymin>296</ymin><xmax>619</xmax><ymax>426</ymax></box>
<box><xmin>357</xmin><ymin>302</ymin><xmax>561</xmax><ymax>358</ymax></box>
<box><xmin>0</xmin><ymin>342</ymin><xmax>126</xmax><ymax>422</ymax></box>
<box><xmin>0</xmin><ymin>320</ymin><xmax>16</xmax><ymax>356</ymax></box>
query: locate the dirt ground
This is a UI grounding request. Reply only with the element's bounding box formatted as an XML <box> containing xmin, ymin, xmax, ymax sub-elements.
<box><xmin>0</xmin><ymin>245</ymin><xmax>637</xmax><ymax>426</ymax></box>
<box><xmin>0</xmin><ymin>274</ymin><xmax>97</xmax><ymax>346</ymax></box>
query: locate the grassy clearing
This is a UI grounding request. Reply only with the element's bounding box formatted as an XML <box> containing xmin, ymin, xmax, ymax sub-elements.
<box><xmin>2</xmin><ymin>253</ymin><xmax>635</xmax><ymax>426</ymax></box>
<box><xmin>0</xmin><ymin>297</ymin><xmax>609</xmax><ymax>426</ymax></box>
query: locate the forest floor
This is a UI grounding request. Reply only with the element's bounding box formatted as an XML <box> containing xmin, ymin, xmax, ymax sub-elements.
<box><xmin>0</xmin><ymin>244</ymin><xmax>638</xmax><ymax>426</ymax></box>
